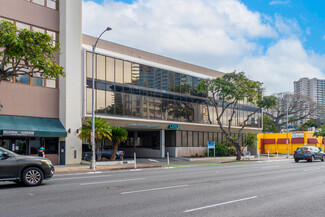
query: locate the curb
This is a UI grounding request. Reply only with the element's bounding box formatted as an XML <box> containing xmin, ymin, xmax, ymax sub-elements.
<box><xmin>54</xmin><ymin>165</ymin><xmax>161</xmax><ymax>174</ymax></box>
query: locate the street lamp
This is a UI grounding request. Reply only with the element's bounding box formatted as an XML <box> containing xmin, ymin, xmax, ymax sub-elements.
<box><xmin>91</xmin><ymin>27</ymin><xmax>112</xmax><ymax>172</ymax></box>
<box><xmin>286</xmin><ymin>95</ymin><xmax>289</xmax><ymax>158</ymax></box>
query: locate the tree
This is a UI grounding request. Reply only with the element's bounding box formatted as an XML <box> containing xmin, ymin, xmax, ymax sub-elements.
<box><xmin>78</xmin><ymin>118</ymin><xmax>112</xmax><ymax>161</ymax></box>
<box><xmin>263</xmin><ymin>115</ymin><xmax>278</xmax><ymax>133</ymax></box>
<box><xmin>297</xmin><ymin>118</ymin><xmax>320</xmax><ymax>131</ymax></box>
<box><xmin>264</xmin><ymin>93</ymin><xmax>318</xmax><ymax>132</ymax></box>
<box><xmin>196</xmin><ymin>71</ymin><xmax>277</xmax><ymax>160</ymax></box>
<box><xmin>110</xmin><ymin>126</ymin><xmax>128</xmax><ymax>161</ymax></box>
<box><xmin>313</xmin><ymin>125</ymin><xmax>325</xmax><ymax>138</ymax></box>
<box><xmin>0</xmin><ymin>20</ymin><xmax>64</xmax><ymax>82</ymax></box>
<box><xmin>243</xmin><ymin>132</ymin><xmax>257</xmax><ymax>149</ymax></box>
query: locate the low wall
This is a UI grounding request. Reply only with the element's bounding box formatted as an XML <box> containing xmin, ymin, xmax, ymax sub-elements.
<box><xmin>176</xmin><ymin>147</ymin><xmax>207</xmax><ymax>157</ymax></box>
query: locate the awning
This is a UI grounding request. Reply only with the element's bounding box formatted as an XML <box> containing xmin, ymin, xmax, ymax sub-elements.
<box><xmin>0</xmin><ymin>115</ymin><xmax>67</xmax><ymax>137</ymax></box>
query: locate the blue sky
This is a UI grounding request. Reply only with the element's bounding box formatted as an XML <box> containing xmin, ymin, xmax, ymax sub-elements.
<box><xmin>82</xmin><ymin>0</ymin><xmax>325</xmax><ymax>94</ymax></box>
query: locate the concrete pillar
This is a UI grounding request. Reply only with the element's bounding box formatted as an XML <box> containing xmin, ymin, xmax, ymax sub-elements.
<box><xmin>160</xmin><ymin>129</ymin><xmax>165</xmax><ymax>158</ymax></box>
<box><xmin>59</xmin><ymin>0</ymin><xmax>82</xmax><ymax>164</ymax></box>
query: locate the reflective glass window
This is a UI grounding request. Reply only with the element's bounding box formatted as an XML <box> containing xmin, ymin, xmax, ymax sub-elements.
<box><xmin>131</xmin><ymin>63</ymin><xmax>140</xmax><ymax>85</ymax></box>
<box><xmin>47</xmin><ymin>0</ymin><xmax>57</xmax><ymax>9</ymax></box>
<box><xmin>167</xmin><ymin>71</ymin><xmax>175</xmax><ymax>92</ymax></box>
<box><xmin>147</xmin><ymin>67</ymin><xmax>154</xmax><ymax>89</ymax></box>
<box><xmin>124</xmin><ymin>93</ymin><xmax>132</xmax><ymax>116</ymax></box>
<box><xmin>115</xmin><ymin>92</ymin><xmax>124</xmax><ymax>115</ymax></box>
<box><xmin>148</xmin><ymin>97</ymin><xmax>155</xmax><ymax>119</ymax></box>
<box><xmin>167</xmin><ymin>99</ymin><xmax>174</xmax><ymax>120</ymax></box>
<box><xmin>106</xmin><ymin>91</ymin><xmax>115</xmax><ymax>115</ymax></box>
<box><xmin>141</xmin><ymin>96</ymin><xmax>148</xmax><ymax>118</ymax></box>
<box><xmin>86</xmin><ymin>88</ymin><xmax>92</xmax><ymax>114</ymax></box>
<box><xmin>15</xmin><ymin>68</ymin><xmax>30</xmax><ymax>85</ymax></box>
<box><xmin>32</xmin><ymin>26</ymin><xmax>45</xmax><ymax>33</ymax></box>
<box><xmin>154</xmin><ymin>68</ymin><xmax>162</xmax><ymax>90</ymax></box>
<box><xmin>174</xmin><ymin>101</ymin><xmax>181</xmax><ymax>121</ymax></box>
<box><xmin>32</xmin><ymin>0</ymin><xmax>45</xmax><ymax>6</ymax></box>
<box><xmin>46</xmin><ymin>79</ymin><xmax>56</xmax><ymax>88</ymax></box>
<box><xmin>86</xmin><ymin>52</ymin><xmax>92</xmax><ymax>78</ymax></box>
<box><xmin>106</xmin><ymin>57</ymin><xmax>115</xmax><ymax>82</ymax></box>
<box><xmin>174</xmin><ymin>73</ymin><xmax>181</xmax><ymax>93</ymax></box>
<box><xmin>132</xmin><ymin>95</ymin><xmax>141</xmax><ymax>118</ymax></box>
<box><xmin>96</xmin><ymin>54</ymin><xmax>106</xmax><ymax>80</ymax></box>
<box><xmin>115</xmin><ymin>59</ymin><xmax>123</xmax><ymax>83</ymax></box>
<box><xmin>124</xmin><ymin>61</ymin><xmax>132</xmax><ymax>84</ymax></box>
<box><xmin>139</xmin><ymin>65</ymin><xmax>148</xmax><ymax>87</ymax></box>
<box><xmin>161</xmin><ymin>70</ymin><xmax>169</xmax><ymax>91</ymax></box>
<box><xmin>96</xmin><ymin>90</ymin><xmax>106</xmax><ymax>115</ymax></box>
<box><xmin>16</xmin><ymin>22</ymin><xmax>30</xmax><ymax>30</ymax></box>
<box><xmin>155</xmin><ymin>97</ymin><xmax>162</xmax><ymax>119</ymax></box>
<box><xmin>32</xmin><ymin>72</ymin><xmax>44</xmax><ymax>86</ymax></box>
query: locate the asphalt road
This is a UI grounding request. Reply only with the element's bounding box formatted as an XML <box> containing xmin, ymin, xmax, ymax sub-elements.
<box><xmin>1</xmin><ymin>159</ymin><xmax>325</xmax><ymax>217</ymax></box>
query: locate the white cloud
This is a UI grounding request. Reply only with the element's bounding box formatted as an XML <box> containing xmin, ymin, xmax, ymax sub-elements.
<box><xmin>269</xmin><ymin>0</ymin><xmax>290</xmax><ymax>6</ymax></box>
<box><xmin>235</xmin><ymin>38</ymin><xmax>324</xmax><ymax>94</ymax></box>
<box><xmin>82</xmin><ymin>0</ymin><xmax>325</xmax><ymax>95</ymax></box>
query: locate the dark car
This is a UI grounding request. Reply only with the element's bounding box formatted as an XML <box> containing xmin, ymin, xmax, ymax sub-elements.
<box><xmin>101</xmin><ymin>149</ymin><xmax>124</xmax><ymax>160</ymax></box>
<box><xmin>0</xmin><ymin>147</ymin><xmax>54</xmax><ymax>186</ymax></box>
<box><xmin>294</xmin><ymin>146</ymin><xmax>325</xmax><ymax>162</ymax></box>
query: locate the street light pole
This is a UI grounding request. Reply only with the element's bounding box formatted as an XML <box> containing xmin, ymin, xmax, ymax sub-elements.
<box><xmin>91</xmin><ymin>27</ymin><xmax>112</xmax><ymax>172</ymax></box>
<box><xmin>286</xmin><ymin>96</ymin><xmax>289</xmax><ymax>158</ymax></box>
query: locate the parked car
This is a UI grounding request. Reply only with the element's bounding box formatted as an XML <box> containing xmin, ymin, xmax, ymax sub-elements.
<box><xmin>82</xmin><ymin>149</ymin><xmax>125</xmax><ymax>161</ymax></box>
<box><xmin>0</xmin><ymin>147</ymin><xmax>54</xmax><ymax>186</ymax></box>
<box><xmin>101</xmin><ymin>149</ymin><xmax>124</xmax><ymax>160</ymax></box>
<box><xmin>294</xmin><ymin>146</ymin><xmax>325</xmax><ymax>162</ymax></box>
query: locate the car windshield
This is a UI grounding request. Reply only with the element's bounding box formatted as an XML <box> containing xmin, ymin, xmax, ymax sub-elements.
<box><xmin>0</xmin><ymin>147</ymin><xmax>19</xmax><ymax>156</ymax></box>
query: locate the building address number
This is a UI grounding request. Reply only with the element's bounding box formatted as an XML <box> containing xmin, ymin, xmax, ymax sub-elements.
<box><xmin>168</xmin><ymin>124</ymin><xmax>179</xmax><ymax>129</ymax></box>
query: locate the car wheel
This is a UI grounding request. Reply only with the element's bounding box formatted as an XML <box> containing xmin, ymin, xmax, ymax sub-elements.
<box><xmin>295</xmin><ymin>159</ymin><xmax>299</xmax><ymax>163</ymax></box>
<box><xmin>322</xmin><ymin>155</ymin><xmax>325</xmax><ymax>162</ymax></box>
<box><xmin>21</xmin><ymin>167</ymin><xmax>44</xmax><ymax>186</ymax></box>
<box><xmin>311</xmin><ymin>156</ymin><xmax>315</xmax><ymax>162</ymax></box>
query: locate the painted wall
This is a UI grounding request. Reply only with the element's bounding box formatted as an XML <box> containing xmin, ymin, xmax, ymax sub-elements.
<box><xmin>59</xmin><ymin>0</ymin><xmax>82</xmax><ymax>164</ymax></box>
<box><xmin>258</xmin><ymin>132</ymin><xmax>324</xmax><ymax>155</ymax></box>
<box><xmin>0</xmin><ymin>82</ymin><xmax>59</xmax><ymax>118</ymax></box>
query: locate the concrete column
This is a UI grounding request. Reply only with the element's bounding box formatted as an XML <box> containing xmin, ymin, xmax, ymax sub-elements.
<box><xmin>59</xmin><ymin>0</ymin><xmax>82</xmax><ymax>164</ymax></box>
<box><xmin>160</xmin><ymin>129</ymin><xmax>165</xmax><ymax>158</ymax></box>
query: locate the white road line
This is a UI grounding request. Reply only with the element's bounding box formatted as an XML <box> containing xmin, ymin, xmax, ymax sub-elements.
<box><xmin>303</xmin><ymin>168</ymin><xmax>321</xmax><ymax>172</ymax></box>
<box><xmin>80</xmin><ymin>178</ymin><xmax>145</xmax><ymax>186</ymax></box>
<box><xmin>121</xmin><ymin>184</ymin><xmax>189</xmax><ymax>195</ymax></box>
<box><xmin>52</xmin><ymin>174</ymin><xmax>112</xmax><ymax>181</ymax></box>
<box><xmin>184</xmin><ymin>196</ymin><xmax>258</xmax><ymax>213</ymax></box>
<box><xmin>148</xmin><ymin>159</ymin><xmax>159</xmax><ymax>162</ymax></box>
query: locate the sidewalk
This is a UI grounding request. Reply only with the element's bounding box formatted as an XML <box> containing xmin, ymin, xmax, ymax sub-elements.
<box><xmin>54</xmin><ymin>155</ymin><xmax>292</xmax><ymax>174</ymax></box>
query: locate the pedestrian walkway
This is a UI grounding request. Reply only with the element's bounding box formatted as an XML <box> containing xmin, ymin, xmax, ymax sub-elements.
<box><xmin>54</xmin><ymin>155</ymin><xmax>293</xmax><ymax>174</ymax></box>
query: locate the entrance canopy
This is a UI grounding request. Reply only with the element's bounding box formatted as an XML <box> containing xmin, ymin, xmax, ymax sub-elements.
<box><xmin>0</xmin><ymin>115</ymin><xmax>67</xmax><ymax>137</ymax></box>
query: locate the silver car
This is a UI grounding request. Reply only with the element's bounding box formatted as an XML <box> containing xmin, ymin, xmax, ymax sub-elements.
<box><xmin>294</xmin><ymin>146</ymin><xmax>325</xmax><ymax>162</ymax></box>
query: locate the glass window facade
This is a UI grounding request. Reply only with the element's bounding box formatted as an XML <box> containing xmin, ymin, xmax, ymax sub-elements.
<box><xmin>86</xmin><ymin>52</ymin><xmax>262</xmax><ymax>128</ymax></box>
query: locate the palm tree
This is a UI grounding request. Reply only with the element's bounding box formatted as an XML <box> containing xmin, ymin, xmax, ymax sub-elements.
<box><xmin>110</xmin><ymin>126</ymin><xmax>128</xmax><ymax>160</ymax></box>
<box><xmin>78</xmin><ymin>117</ymin><xmax>112</xmax><ymax>161</ymax></box>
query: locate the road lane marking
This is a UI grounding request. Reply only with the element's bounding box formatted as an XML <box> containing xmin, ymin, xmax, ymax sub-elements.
<box><xmin>303</xmin><ymin>168</ymin><xmax>320</xmax><ymax>172</ymax></box>
<box><xmin>184</xmin><ymin>196</ymin><xmax>258</xmax><ymax>213</ymax></box>
<box><xmin>121</xmin><ymin>184</ymin><xmax>189</xmax><ymax>195</ymax></box>
<box><xmin>52</xmin><ymin>174</ymin><xmax>112</xmax><ymax>181</ymax></box>
<box><xmin>80</xmin><ymin>178</ymin><xmax>145</xmax><ymax>186</ymax></box>
<box><xmin>148</xmin><ymin>159</ymin><xmax>159</xmax><ymax>162</ymax></box>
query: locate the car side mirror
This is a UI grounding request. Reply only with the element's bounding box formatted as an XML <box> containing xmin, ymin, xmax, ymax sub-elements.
<box><xmin>2</xmin><ymin>152</ymin><xmax>11</xmax><ymax>159</ymax></box>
